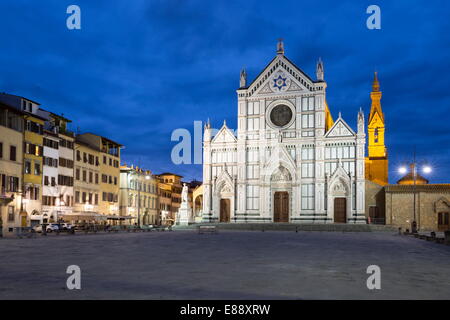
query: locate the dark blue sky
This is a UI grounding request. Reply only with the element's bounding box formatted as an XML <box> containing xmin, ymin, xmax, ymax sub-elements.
<box><xmin>1</xmin><ymin>0</ymin><xmax>449</xmax><ymax>182</ymax></box>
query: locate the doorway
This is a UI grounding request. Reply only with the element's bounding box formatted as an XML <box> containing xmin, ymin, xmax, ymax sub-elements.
<box><xmin>274</xmin><ymin>192</ymin><xmax>289</xmax><ymax>222</ymax></box>
<box><xmin>438</xmin><ymin>212</ymin><xmax>449</xmax><ymax>231</ymax></box>
<box><xmin>334</xmin><ymin>198</ymin><xmax>347</xmax><ymax>223</ymax></box>
<box><xmin>220</xmin><ymin>199</ymin><xmax>230</xmax><ymax>222</ymax></box>
<box><xmin>21</xmin><ymin>215</ymin><xmax>27</xmax><ymax>227</ymax></box>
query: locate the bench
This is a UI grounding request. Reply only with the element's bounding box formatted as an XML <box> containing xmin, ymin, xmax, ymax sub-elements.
<box><xmin>198</xmin><ymin>225</ymin><xmax>217</xmax><ymax>234</ymax></box>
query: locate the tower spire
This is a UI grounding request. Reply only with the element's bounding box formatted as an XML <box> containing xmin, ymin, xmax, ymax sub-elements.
<box><xmin>372</xmin><ymin>71</ymin><xmax>380</xmax><ymax>92</ymax></box>
<box><xmin>366</xmin><ymin>71</ymin><xmax>388</xmax><ymax>185</ymax></box>
<box><xmin>369</xmin><ymin>71</ymin><xmax>383</xmax><ymax>123</ymax></box>
<box><xmin>276</xmin><ymin>38</ymin><xmax>284</xmax><ymax>55</ymax></box>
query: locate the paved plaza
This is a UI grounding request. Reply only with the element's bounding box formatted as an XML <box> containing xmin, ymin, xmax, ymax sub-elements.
<box><xmin>0</xmin><ymin>230</ymin><xmax>449</xmax><ymax>299</ymax></box>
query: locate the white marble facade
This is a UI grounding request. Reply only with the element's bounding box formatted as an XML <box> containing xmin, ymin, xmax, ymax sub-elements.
<box><xmin>202</xmin><ymin>43</ymin><xmax>366</xmax><ymax>223</ymax></box>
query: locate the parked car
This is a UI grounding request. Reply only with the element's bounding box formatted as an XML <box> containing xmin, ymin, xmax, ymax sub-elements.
<box><xmin>59</xmin><ymin>223</ymin><xmax>74</xmax><ymax>231</ymax></box>
<box><xmin>32</xmin><ymin>223</ymin><xmax>59</xmax><ymax>233</ymax></box>
<box><xmin>46</xmin><ymin>223</ymin><xmax>60</xmax><ymax>232</ymax></box>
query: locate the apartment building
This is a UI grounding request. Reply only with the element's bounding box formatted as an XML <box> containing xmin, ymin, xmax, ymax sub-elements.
<box><xmin>119</xmin><ymin>165</ymin><xmax>159</xmax><ymax>225</ymax></box>
<box><xmin>0</xmin><ymin>95</ymin><xmax>47</xmax><ymax>226</ymax></box>
<box><xmin>39</xmin><ymin>110</ymin><xmax>75</xmax><ymax>223</ymax></box>
<box><xmin>156</xmin><ymin>173</ymin><xmax>183</xmax><ymax>225</ymax></box>
<box><xmin>0</xmin><ymin>102</ymin><xmax>24</xmax><ymax>236</ymax></box>
<box><xmin>55</xmin><ymin>114</ymin><xmax>75</xmax><ymax>217</ymax></box>
<box><xmin>76</xmin><ymin>133</ymin><xmax>122</xmax><ymax>218</ymax></box>
<box><xmin>74</xmin><ymin>137</ymin><xmax>101</xmax><ymax>217</ymax></box>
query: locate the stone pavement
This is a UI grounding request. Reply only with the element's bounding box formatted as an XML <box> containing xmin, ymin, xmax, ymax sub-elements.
<box><xmin>0</xmin><ymin>230</ymin><xmax>449</xmax><ymax>299</ymax></box>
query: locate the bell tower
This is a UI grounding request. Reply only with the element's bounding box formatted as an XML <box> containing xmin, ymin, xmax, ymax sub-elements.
<box><xmin>365</xmin><ymin>72</ymin><xmax>388</xmax><ymax>185</ymax></box>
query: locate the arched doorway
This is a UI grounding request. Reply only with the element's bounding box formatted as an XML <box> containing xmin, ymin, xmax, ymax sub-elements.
<box><xmin>270</xmin><ymin>166</ymin><xmax>292</xmax><ymax>223</ymax></box>
<box><xmin>194</xmin><ymin>195</ymin><xmax>203</xmax><ymax>217</ymax></box>
<box><xmin>213</xmin><ymin>171</ymin><xmax>235</xmax><ymax>223</ymax></box>
<box><xmin>328</xmin><ymin>178</ymin><xmax>350</xmax><ymax>224</ymax></box>
<box><xmin>435</xmin><ymin>197</ymin><xmax>450</xmax><ymax>231</ymax></box>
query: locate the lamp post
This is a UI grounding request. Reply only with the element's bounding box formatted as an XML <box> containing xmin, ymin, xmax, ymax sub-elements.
<box><xmin>135</xmin><ymin>169</ymin><xmax>150</xmax><ymax>228</ymax></box>
<box><xmin>399</xmin><ymin>156</ymin><xmax>432</xmax><ymax>233</ymax></box>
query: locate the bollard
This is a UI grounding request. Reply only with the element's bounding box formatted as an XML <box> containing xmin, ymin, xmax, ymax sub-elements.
<box><xmin>398</xmin><ymin>227</ymin><xmax>402</xmax><ymax>235</ymax></box>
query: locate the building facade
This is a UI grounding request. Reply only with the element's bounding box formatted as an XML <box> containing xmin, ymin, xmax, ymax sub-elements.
<box><xmin>74</xmin><ymin>137</ymin><xmax>101</xmax><ymax>217</ymax></box>
<box><xmin>157</xmin><ymin>173</ymin><xmax>183</xmax><ymax>225</ymax></box>
<box><xmin>55</xmin><ymin>115</ymin><xmax>75</xmax><ymax>218</ymax></box>
<box><xmin>385</xmin><ymin>184</ymin><xmax>450</xmax><ymax>232</ymax></box>
<box><xmin>21</xmin><ymin>99</ymin><xmax>45</xmax><ymax>226</ymax></box>
<box><xmin>119</xmin><ymin>165</ymin><xmax>159</xmax><ymax>225</ymax></box>
<box><xmin>202</xmin><ymin>41</ymin><xmax>366</xmax><ymax>223</ymax></box>
<box><xmin>75</xmin><ymin>133</ymin><xmax>122</xmax><ymax>219</ymax></box>
<box><xmin>0</xmin><ymin>102</ymin><xmax>24</xmax><ymax>236</ymax></box>
<box><xmin>38</xmin><ymin>110</ymin><xmax>75</xmax><ymax>223</ymax></box>
<box><xmin>41</xmin><ymin>128</ymin><xmax>60</xmax><ymax>223</ymax></box>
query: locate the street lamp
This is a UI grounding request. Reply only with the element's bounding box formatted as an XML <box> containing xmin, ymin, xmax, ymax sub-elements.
<box><xmin>423</xmin><ymin>166</ymin><xmax>432</xmax><ymax>174</ymax></box>
<box><xmin>398</xmin><ymin>160</ymin><xmax>432</xmax><ymax>233</ymax></box>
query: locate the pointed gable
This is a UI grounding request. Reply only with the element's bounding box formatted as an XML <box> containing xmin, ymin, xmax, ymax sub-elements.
<box><xmin>368</xmin><ymin>110</ymin><xmax>383</xmax><ymax>127</ymax></box>
<box><xmin>263</xmin><ymin>144</ymin><xmax>297</xmax><ymax>181</ymax></box>
<box><xmin>325</xmin><ymin>117</ymin><xmax>355</xmax><ymax>138</ymax></box>
<box><xmin>211</xmin><ymin>124</ymin><xmax>237</xmax><ymax>144</ymax></box>
<box><xmin>245</xmin><ymin>55</ymin><xmax>317</xmax><ymax>97</ymax></box>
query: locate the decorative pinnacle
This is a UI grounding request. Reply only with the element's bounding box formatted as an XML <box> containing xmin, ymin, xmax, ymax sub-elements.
<box><xmin>277</xmin><ymin>38</ymin><xmax>284</xmax><ymax>55</ymax></box>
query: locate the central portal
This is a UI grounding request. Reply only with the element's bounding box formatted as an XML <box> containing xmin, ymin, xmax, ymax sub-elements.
<box><xmin>334</xmin><ymin>198</ymin><xmax>347</xmax><ymax>223</ymax></box>
<box><xmin>220</xmin><ymin>199</ymin><xmax>230</xmax><ymax>222</ymax></box>
<box><xmin>274</xmin><ymin>192</ymin><xmax>289</xmax><ymax>222</ymax></box>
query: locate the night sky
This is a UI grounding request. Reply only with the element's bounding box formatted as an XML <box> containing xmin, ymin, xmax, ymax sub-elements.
<box><xmin>0</xmin><ymin>0</ymin><xmax>449</xmax><ymax>183</ymax></box>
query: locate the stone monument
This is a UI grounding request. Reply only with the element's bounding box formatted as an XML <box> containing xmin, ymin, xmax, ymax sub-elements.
<box><xmin>177</xmin><ymin>183</ymin><xmax>193</xmax><ymax>225</ymax></box>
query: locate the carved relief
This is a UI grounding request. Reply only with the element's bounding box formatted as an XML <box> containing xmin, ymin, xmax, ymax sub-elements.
<box><xmin>271</xmin><ymin>166</ymin><xmax>292</xmax><ymax>182</ymax></box>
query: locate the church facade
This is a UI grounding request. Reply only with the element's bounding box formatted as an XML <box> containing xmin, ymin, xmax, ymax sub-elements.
<box><xmin>202</xmin><ymin>41</ymin><xmax>367</xmax><ymax>224</ymax></box>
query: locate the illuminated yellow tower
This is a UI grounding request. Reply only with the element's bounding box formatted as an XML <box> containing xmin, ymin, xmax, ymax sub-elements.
<box><xmin>365</xmin><ymin>72</ymin><xmax>388</xmax><ymax>185</ymax></box>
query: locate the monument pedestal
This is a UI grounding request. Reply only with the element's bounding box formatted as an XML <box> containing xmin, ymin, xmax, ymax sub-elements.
<box><xmin>177</xmin><ymin>202</ymin><xmax>193</xmax><ymax>226</ymax></box>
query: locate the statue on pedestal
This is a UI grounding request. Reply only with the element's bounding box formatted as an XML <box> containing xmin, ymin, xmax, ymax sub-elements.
<box><xmin>177</xmin><ymin>183</ymin><xmax>193</xmax><ymax>225</ymax></box>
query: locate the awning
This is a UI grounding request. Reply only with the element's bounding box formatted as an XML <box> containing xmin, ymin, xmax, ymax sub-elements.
<box><xmin>106</xmin><ymin>215</ymin><xmax>134</xmax><ymax>220</ymax></box>
<box><xmin>59</xmin><ymin>212</ymin><xmax>107</xmax><ymax>221</ymax></box>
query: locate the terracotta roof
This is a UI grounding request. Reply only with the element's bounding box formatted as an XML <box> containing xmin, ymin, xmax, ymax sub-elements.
<box><xmin>397</xmin><ymin>172</ymin><xmax>429</xmax><ymax>185</ymax></box>
<box><xmin>385</xmin><ymin>184</ymin><xmax>450</xmax><ymax>192</ymax></box>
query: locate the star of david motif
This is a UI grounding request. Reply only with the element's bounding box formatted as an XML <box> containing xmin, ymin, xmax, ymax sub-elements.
<box><xmin>273</xmin><ymin>75</ymin><xmax>288</xmax><ymax>90</ymax></box>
